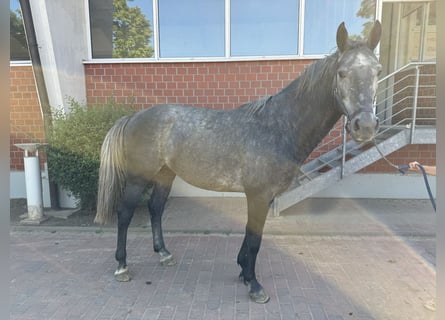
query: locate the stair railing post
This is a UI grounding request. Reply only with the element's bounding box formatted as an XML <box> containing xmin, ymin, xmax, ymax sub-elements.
<box><xmin>341</xmin><ymin>116</ymin><xmax>347</xmax><ymax>179</ymax></box>
<box><xmin>410</xmin><ymin>65</ymin><xmax>420</xmax><ymax>143</ymax></box>
<box><xmin>272</xmin><ymin>197</ymin><xmax>279</xmax><ymax>218</ymax></box>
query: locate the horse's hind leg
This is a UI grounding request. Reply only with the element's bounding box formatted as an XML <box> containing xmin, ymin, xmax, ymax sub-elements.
<box><xmin>115</xmin><ymin>180</ymin><xmax>146</xmax><ymax>282</ymax></box>
<box><xmin>148</xmin><ymin>167</ymin><xmax>176</xmax><ymax>266</ymax></box>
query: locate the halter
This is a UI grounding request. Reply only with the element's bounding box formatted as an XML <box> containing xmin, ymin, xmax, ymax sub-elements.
<box><xmin>333</xmin><ymin>74</ymin><xmax>376</xmax><ymax>133</ymax></box>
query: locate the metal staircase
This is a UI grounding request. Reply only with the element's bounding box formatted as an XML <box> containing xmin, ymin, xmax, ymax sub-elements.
<box><xmin>271</xmin><ymin>62</ymin><xmax>436</xmax><ymax>217</ymax></box>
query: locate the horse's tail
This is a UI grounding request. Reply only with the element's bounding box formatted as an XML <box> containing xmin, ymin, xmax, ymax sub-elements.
<box><xmin>94</xmin><ymin>114</ymin><xmax>133</xmax><ymax>225</ymax></box>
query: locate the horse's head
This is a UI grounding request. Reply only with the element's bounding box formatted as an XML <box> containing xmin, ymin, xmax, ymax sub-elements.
<box><xmin>334</xmin><ymin>21</ymin><xmax>382</xmax><ymax>142</ymax></box>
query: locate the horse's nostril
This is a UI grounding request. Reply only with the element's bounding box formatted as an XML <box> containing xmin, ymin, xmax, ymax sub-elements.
<box><xmin>353</xmin><ymin>119</ymin><xmax>360</xmax><ymax>132</ymax></box>
<box><xmin>375</xmin><ymin>118</ymin><xmax>380</xmax><ymax>130</ymax></box>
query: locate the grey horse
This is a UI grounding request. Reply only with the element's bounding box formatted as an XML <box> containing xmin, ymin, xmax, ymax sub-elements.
<box><xmin>95</xmin><ymin>21</ymin><xmax>382</xmax><ymax>303</ymax></box>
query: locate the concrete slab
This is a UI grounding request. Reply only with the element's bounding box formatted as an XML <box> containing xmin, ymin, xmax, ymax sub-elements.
<box><xmin>44</xmin><ymin>208</ymin><xmax>79</xmax><ymax>220</ymax></box>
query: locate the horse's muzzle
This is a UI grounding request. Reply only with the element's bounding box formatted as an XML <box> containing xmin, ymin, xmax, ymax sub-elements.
<box><xmin>348</xmin><ymin>111</ymin><xmax>379</xmax><ymax>142</ymax></box>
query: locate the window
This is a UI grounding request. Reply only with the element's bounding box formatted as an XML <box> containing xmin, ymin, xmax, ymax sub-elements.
<box><xmin>303</xmin><ymin>0</ymin><xmax>375</xmax><ymax>55</ymax></box>
<box><xmin>159</xmin><ymin>0</ymin><xmax>224</xmax><ymax>57</ymax></box>
<box><xmin>89</xmin><ymin>0</ymin><xmax>154</xmax><ymax>58</ymax></box>
<box><xmin>88</xmin><ymin>0</ymin><xmax>377</xmax><ymax>60</ymax></box>
<box><xmin>10</xmin><ymin>0</ymin><xmax>30</xmax><ymax>61</ymax></box>
<box><xmin>230</xmin><ymin>0</ymin><xmax>299</xmax><ymax>56</ymax></box>
<box><xmin>395</xmin><ymin>1</ymin><xmax>436</xmax><ymax>67</ymax></box>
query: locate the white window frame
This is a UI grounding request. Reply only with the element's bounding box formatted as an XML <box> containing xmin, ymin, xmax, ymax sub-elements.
<box><xmin>85</xmin><ymin>0</ymin><xmax>382</xmax><ymax>63</ymax></box>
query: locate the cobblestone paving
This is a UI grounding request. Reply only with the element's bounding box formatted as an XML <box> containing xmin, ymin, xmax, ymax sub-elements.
<box><xmin>10</xmin><ymin>230</ymin><xmax>435</xmax><ymax>320</ymax></box>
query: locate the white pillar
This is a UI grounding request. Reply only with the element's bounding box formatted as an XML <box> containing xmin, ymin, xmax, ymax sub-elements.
<box><xmin>14</xmin><ymin>143</ymin><xmax>49</xmax><ymax>225</ymax></box>
<box><xmin>23</xmin><ymin>156</ymin><xmax>44</xmax><ymax>220</ymax></box>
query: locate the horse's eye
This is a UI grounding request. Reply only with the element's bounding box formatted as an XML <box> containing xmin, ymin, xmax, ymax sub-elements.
<box><xmin>377</xmin><ymin>64</ymin><xmax>383</xmax><ymax>76</ymax></box>
<box><xmin>338</xmin><ymin>70</ymin><xmax>347</xmax><ymax>78</ymax></box>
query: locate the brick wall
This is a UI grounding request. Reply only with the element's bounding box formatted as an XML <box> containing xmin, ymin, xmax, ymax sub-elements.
<box><xmin>84</xmin><ymin>60</ymin><xmax>436</xmax><ymax>170</ymax></box>
<box><xmin>85</xmin><ymin>60</ymin><xmax>347</xmax><ymax>158</ymax></box>
<box><xmin>363</xmin><ymin>144</ymin><xmax>436</xmax><ymax>173</ymax></box>
<box><xmin>9</xmin><ymin>65</ymin><xmax>46</xmax><ymax>171</ymax></box>
<box><xmin>9</xmin><ymin>60</ymin><xmax>436</xmax><ymax>173</ymax></box>
<box><xmin>84</xmin><ymin>60</ymin><xmax>314</xmax><ymax>110</ymax></box>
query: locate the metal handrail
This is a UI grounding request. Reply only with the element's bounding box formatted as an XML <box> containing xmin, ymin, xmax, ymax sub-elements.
<box><xmin>301</xmin><ymin>61</ymin><xmax>436</xmax><ymax>182</ymax></box>
<box><xmin>378</xmin><ymin>61</ymin><xmax>436</xmax><ymax>84</ymax></box>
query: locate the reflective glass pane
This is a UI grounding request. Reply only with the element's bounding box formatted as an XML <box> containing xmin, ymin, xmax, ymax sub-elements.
<box><xmin>10</xmin><ymin>0</ymin><xmax>30</xmax><ymax>60</ymax></box>
<box><xmin>304</xmin><ymin>0</ymin><xmax>375</xmax><ymax>55</ymax></box>
<box><xmin>158</xmin><ymin>0</ymin><xmax>224</xmax><ymax>57</ymax></box>
<box><xmin>424</xmin><ymin>2</ymin><xmax>436</xmax><ymax>61</ymax></box>
<box><xmin>90</xmin><ymin>0</ymin><xmax>154</xmax><ymax>58</ymax></box>
<box><xmin>231</xmin><ymin>0</ymin><xmax>299</xmax><ymax>56</ymax></box>
<box><xmin>398</xmin><ymin>3</ymin><xmax>423</xmax><ymax>64</ymax></box>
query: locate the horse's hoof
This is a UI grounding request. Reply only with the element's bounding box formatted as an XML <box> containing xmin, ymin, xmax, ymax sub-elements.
<box><xmin>114</xmin><ymin>267</ymin><xmax>131</xmax><ymax>282</ymax></box>
<box><xmin>160</xmin><ymin>254</ymin><xmax>176</xmax><ymax>266</ymax></box>
<box><xmin>249</xmin><ymin>289</ymin><xmax>270</xmax><ymax>304</ymax></box>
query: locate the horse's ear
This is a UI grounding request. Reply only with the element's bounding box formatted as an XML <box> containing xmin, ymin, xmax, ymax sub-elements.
<box><xmin>336</xmin><ymin>22</ymin><xmax>348</xmax><ymax>53</ymax></box>
<box><xmin>367</xmin><ymin>20</ymin><xmax>382</xmax><ymax>50</ymax></box>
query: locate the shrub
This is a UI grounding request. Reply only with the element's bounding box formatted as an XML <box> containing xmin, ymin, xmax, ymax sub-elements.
<box><xmin>47</xmin><ymin>98</ymin><xmax>135</xmax><ymax>211</ymax></box>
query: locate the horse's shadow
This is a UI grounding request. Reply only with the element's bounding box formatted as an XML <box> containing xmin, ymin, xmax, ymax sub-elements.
<box><xmin>116</xmin><ymin>196</ymin><xmax>434</xmax><ymax>319</ymax></box>
<box><xmin>124</xmin><ymin>233</ymin><xmax>376</xmax><ymax>319</ymax></box>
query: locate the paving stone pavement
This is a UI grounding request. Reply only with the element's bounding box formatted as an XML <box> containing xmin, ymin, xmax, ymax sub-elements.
<box><xmin>10</xmin><ymin>198</ymin><xmax>436</xmax><ymax>320</ymax></box>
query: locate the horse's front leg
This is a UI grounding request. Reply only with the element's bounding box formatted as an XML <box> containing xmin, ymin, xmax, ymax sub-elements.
<box><xmin>237</xmin><ymin>236</ymin><xmax>248</xmax><ymax>279</ymax></box>
<box><xmin>239</xmin><ymin>194</ymin><xmax>270</xmax><ymax>303</ymax></box>
<box><xmin>115</xmin><ymin>183</ymin><xmax>145</xmax><ymax>281</ymax></box>
<box><xmin>148</xmin><ymin>169</ymin><xmax>176</xmax><ymax>266</ymax></box>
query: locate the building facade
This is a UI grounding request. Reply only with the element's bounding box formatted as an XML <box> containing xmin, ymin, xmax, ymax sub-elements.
<box><xmin>10</xmin><ymin>0</ymin><xmax>436</xmax><ymax>206</ymax></box>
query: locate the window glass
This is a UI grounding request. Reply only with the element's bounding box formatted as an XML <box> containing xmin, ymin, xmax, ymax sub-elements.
<box><xmin>158</xmin><ymin>0</ymin><xmax>225</xmax><ymax>57</ymax></box>
<box><xmin>398</xmin><ymin>2</ymin><xmax>424</xmax><ymax>64</ymax></box>
<box><xmin>304</xmin><ymin>0</ymin><xmax>375</xmax><ymax>55</ymax></box>
<box><xmin>10</xmin><ymin>0</ymin><xmax>30</xmax><ymax>60</ymax></box>
<box><xmin>90</xmin><ymin>0</ymin><xmax>154</xmax><ymax>58</ymax></box>
<box><xmin>231</xmin><ymin>0</ymin><xmax>299</xmax><ymax>56</ymax></box>
<box><xmin>395</xmin><ymin>2</ymin><xmax>436</xmax><ymax>66</ymax></box>
<box><xmin>423</xmin><ymin>2</ymin><xmax>436</xmax><ymax>62</ymax></box>
<box><xmin>87</xmin><ymin>0</ymin><xmax>379</xmax><ymax>59</ymax></box>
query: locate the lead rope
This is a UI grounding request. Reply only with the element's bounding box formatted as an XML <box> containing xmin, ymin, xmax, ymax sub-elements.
<box><xmin>372</xmin><ymin>138</ymin><xmax>436</xmax><ymax>212</ymax></box>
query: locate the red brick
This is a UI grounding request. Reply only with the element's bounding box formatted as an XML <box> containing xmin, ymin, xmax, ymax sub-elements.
<box><xmin>68</xmin><ymin>61</ymin><xmax>434</xmax><ymax>173</ymax></box>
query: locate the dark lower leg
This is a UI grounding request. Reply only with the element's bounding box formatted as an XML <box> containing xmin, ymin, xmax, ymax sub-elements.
<box><xmin>241</xmin><ymin>194</ymin><xmax>270</xmax><ymax>303</ymax></box>
<box><xmin>149</xmin><ymin>208</ymin><xmax>167</xmax><ymax>253</ymax></box>
<box><xmin>242</xmin><ymin>230</ymin><xmax>262</xmax><ymax>285</ymax></box>
<box><xmin>115</xmin><ymin>222</ymin><xmax>129</xmax><ymax>270</ymax></box>
<box><xmin>237</xmin><ymin>237</ymin><xmax>248</xmax><ymax>280</ymax></box>
<box><xmin>148</xmin><ymin>168</ymin><xmax>175</xmax><ymax>264</ymax></box>
<box><xmin>149</xmin><ymin>208</ymin><xmax>173</xmax><ymax>264</ymax></box>
<box><xmin>114</xmin><ymin>182</ymin><xmax>145</xmax><ymax>280</ymax></box>
<box><xmin>115</xmin><ymin>208</ymin><xmax>136</xmax><ymax>270</ymax></box>
<box><xmin>244</xmin><ymin>228</ymin><xmax>269</xmax><ymax>303</ymax></box>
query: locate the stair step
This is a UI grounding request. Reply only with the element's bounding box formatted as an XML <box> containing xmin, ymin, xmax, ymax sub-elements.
<box><xmin>376</xmin><ymin>127</ymin><xmax>404</xmax><ymax>140</ymax></box>
<box><xmin>270</xmin><ymin>127</ymin><xmax>421</xmax><ymax>217</ymax></box>
<box><xmin>298</xmin><ymin>170</ymin><xmax>321</xmax><ymax>181</ymax></box>
<box><xmin>317</xmin><ymin>157</ymin><xmax>341</xmax><ymax>169</ymax></box>
<box><xmin>346</xmin><ymin>148</ymin><xmax>361</xmax><ymax>157</ymax></box>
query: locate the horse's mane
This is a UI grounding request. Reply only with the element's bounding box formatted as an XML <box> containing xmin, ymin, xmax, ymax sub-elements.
<box><xmin>240</xmin><ymin>40</ymin><xmax>369</xmax><ymax>117</ymax></box>
<box><xmin>294</xmin><ymin>52</ymin><xmax>339</xmax><ymax>95</ymax></box>
<box><xmin>294</xmin><ymin>40</ymin><xmax>367</xmax><ymax>96</ymax></box>
<box><xmin>239</xmin><ymin>54</ymin><xmax>338</xmax><ymax>117</ymax></box>
<box><xmin>241</xmin><ymin>95</ymin><xmax>272</xmax><ymax>116</ymax></box>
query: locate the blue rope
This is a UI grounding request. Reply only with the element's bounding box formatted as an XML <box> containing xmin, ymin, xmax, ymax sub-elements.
<box><xmin>398</xmin><ymin>164</ymin><xmax>436</xmax><ymax>212</ymax></box>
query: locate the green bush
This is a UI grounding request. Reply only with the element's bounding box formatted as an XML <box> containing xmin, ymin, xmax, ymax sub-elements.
<box><xmin>47</xmin><ymin>98</ymin><xmax>135</xmax><ymax>211</ymax></box>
